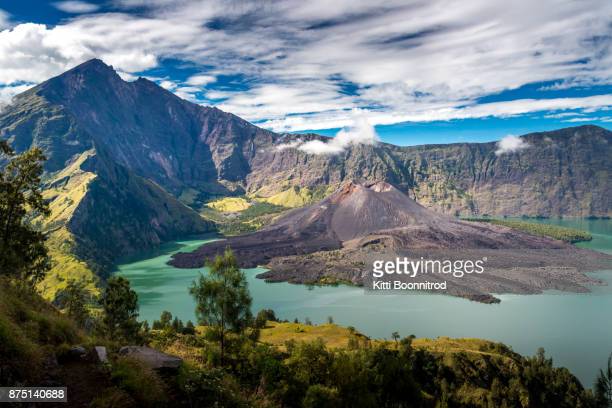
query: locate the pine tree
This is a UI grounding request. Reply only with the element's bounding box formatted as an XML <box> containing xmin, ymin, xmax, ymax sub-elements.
<box><xmin>595</xmin><ymin>353</ymin><xmax>612</xmax><ymax>407</ymax></box>
<box><xmin>100</xmin><ymin>276</ymin><xmax>140</xmax><ymax>341</ymax></box>
<box><xmin>189</xmin><ymin>247</ymin><xmax>252</xmax><ymax>363</ymax></box>
<box><xmin>57</xmin><ymin>280</ymin><xmax>90</xmax><ymax>328</ymax></box>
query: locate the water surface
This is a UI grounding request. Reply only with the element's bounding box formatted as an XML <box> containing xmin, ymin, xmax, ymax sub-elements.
<box><xmin>118</xmin><ymin>219</ymin><xmax>612</xmax><ymax>386</ymax></box>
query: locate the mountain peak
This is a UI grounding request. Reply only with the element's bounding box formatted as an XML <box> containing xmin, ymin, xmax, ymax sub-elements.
<box><xmin>76</xmin><ymin>58</ymin><xmax>112</xmax><ymax>69</ymax></box>
<box><xmin>33</xmin><ymin>58</ymin><xmax>129</xmax><ymax>106</ymax></box>
<box><xmin>67</xmin><ymin>58</ymin><xmax>116</xmax><ymax>75</ymax></box>
<box><xmin>46</xmin><ymin>58</ymin><xmax>119</xmax><ymax>83</ymax></box>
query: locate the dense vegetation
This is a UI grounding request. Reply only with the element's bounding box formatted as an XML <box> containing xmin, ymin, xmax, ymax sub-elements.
<box><xmin>148</xmin><ymin>323</ymin><xmax>599</xmax><ymax>408</ymax></box>
<box><xmin>463</xmin><ymin>218</ymin><xmax>593</xmax><ymax>243</ymax></box>
<box><xmin>201</xmin><ymin>200</ymin><xmax>287</xmax><ymax>235</ymax></box>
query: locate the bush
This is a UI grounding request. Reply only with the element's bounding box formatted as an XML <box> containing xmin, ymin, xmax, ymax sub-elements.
<box><xmin>177</xmin><ymin>365</ymin><xmax>245</xmax><ymax>407</ymax></box>
<box><xmin>303</xmin><ymin>384</ymin><xmax>340</xmax><ymax>408</ymax></box>
<box><xmin>463</xmin><ymin>218</ymin><xmax>592</xmax><ymax>243</ymax></box>
<box><xmin>90</xmin><ymin>388</ymin><xmax>136</xmax><ymax>408</ymax></box>
<box><xmin>255</xmin><ymin>309</ymin><xmax>277</xmax><ymax>328</ymax></box>
<box><xmin>111</xmin><ymin>357</ymin><xmax>167</xmax><ymax>407</ymax></box>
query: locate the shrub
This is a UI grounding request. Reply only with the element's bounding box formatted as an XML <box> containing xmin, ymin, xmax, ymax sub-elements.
<box><xmin>303</xmin><ymin>384</ymin><xmax>340</xmax><ymax>408</ymax></box>
<box><xmin>111</xmin><ymin>357</ymin><xmax>167</xmax><ymax>407</ymax></box>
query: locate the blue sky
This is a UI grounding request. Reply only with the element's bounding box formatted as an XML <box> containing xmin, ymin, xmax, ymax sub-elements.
<box><xmin>0</xmin><ymin>0</ymin><xmax>610</xmax><ymax>146</ymax></box>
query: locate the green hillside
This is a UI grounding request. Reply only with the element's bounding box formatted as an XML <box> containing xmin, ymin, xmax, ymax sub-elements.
<box><xmin>464</xmin><ymin>218</ymin><xmax>593</xmax><ymax>243</ymax></box>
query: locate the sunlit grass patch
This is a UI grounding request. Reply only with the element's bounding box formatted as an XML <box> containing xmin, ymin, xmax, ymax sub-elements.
<box><xmin>206</xmin><ymin>197</ymin><xmax>252</xmax><ymax>212</ymax></box>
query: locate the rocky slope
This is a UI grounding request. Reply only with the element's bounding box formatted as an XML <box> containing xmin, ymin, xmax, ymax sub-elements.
<box><xmin>2</xmin><ymin>59</ymin><xmax>609</xmax><ymax>218</ymax></box>
<box><xmin>171</xmin><ymin>181</ymin><xmax>611</xmax><ymax>303</ymax></box>
<box><xmin>249</xmin><ymin>126</ymin><xmax>611</xmax><ymax>217</ymax></box>
<box><xmin>35</xmin><ymin>143</ymin><xmax>213</xmax><ymax>299</ymax></box>
<box><xmin>171</xmin><ymin>181</ymin><xmax>561</xmax><ymax>268</ymax></box>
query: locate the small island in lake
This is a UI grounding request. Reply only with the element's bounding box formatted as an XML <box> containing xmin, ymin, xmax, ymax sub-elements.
<box><xmin>170</xmin><ymin>181</ymin><xmax>612</xmax><ymax>303</ymax></box>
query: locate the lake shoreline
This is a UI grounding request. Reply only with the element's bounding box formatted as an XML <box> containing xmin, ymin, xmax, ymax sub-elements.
<box><xmin>118</xmin><ymin>218</ymin><xmax>612</xmax><ymax>387</ymax></box>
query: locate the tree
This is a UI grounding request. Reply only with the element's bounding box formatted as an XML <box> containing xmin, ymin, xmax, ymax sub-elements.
<box><xmin>100</xmin><ymin>276</ymin><xmax>140</xmax><ymax>341</ymax></box>
<box><xmin>183</xmin><ymin>320</ymin><xmax>196</xmax><ymax>335</ymax></box>
<box><xmin>595</xmin><ymin>353</ymin><xmax>612</xmax><ymax>407</ymax></box>
<box><xmin>152</xmin><ymin>310</ymin><xmax>173</xmax><ymax>330</ymax></box>
<box><xmin>0</xmin><ymin>142</ymin><xmax>50</xmax><ymax>285</ymax></box>
<box><xmin>172</xmin><ymin>316</ymin><xmax>184</xmax><ymax>333</ymax></box>
<box><xmin>255</xmin><ymin>309</ymin><xmax>277</xmax><ymax>329</ymax></box>
<box><xmin>391</xmin><ymin>331</ymin><xmax>401</xmax><ymax>348</ymax></box>
<box><xmin>56</xmin><ymin>280</ymin><xmax>90</xmax><ymax>328</ymax></box>
<box><xmin>189</xmin><ymin>247</ymin><xmax>252</xmax><ymax>363</ymax></box>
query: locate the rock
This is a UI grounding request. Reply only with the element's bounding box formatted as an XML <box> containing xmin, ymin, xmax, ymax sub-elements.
<box><xmin>94</xmin><ymin>346</ymin><xmax>108</xmax><ymax>364</ymax></box>
<box><xmin>68</xmin><ymin>346</ymin><xmax>87</xmax><ymax>360</ymax></box>
<box><xmin>118</xmin><ymin>346</ymin><xmax>182</xmax><ymax>370</ymax></box>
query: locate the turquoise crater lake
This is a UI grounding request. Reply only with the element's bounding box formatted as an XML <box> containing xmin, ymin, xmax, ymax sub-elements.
<box><xmin>117</xmin><ymin>218</ymin><xmax>612</xmax><ymax>387</ymax></box>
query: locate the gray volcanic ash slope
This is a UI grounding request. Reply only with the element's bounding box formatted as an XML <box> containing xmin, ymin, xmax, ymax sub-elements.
<box><xmin>170</xmin><ymin>180</ymin><xmax>564</xmax><ymax>268</ymax></box>
<box><xmin>170</xmin><ymin>181</ymin><xmax>611</xmax><ymax>303</ymax></box>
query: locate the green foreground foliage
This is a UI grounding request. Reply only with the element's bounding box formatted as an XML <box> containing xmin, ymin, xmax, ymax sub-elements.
<box><xmin>463</xmin><ymin>218</ymin><xmax>592</xmax><ymax>243</ymax></box>
<box><xmin>149</xmin><ymin>323</ymin><xmax>599</xmax><ymax>408</ymax></box>
<box><xmin>0</xmin><ymin>141</ymin><xmax>50</xmax><ymax>285</ymax></box>
<box><xmin>190</xmin><ymin>247</ymin><xmax>253</xmax><ymax>362</ymax></box>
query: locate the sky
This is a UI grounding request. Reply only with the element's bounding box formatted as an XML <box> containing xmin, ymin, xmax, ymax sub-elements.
<box><xmin>0</xmin><ymin>0</ymin><xmax>610</xmax><ymax>146</ymax></box>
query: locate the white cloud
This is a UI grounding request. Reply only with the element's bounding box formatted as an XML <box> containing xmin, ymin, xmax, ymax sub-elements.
<box><xmin>0</xmin><ymin>84</ymin><xmax>34</xmax><ymax>110</ymax></box>
<box><xmin>53</xmin><ymin>1</ymin><xmax>100</xmax><ymax>13</ymax></box>
<box><xmin>261</xmin><ymin>94</ymin><xmax>612</xmax><ymax>132</ymax></box>
<box><xmin>0</xmin><ymin>0</ymin><xmax>610</xmax><ymax>130</ymax></box>
<box><xmin>186</xmin><ymin>74</ymin><xmax>215</xmax><ymax>86</ymax></box>
<box><xmin>116</xmin><ymin>70</ymin><xmax>138</xmax><ymax>81</ymax></box>
<box><xmin>564</xmin><ymin>116</ymin><xmax>612</xmax><ymax>123</ymax></box>
<box><xmin>275</xmin><ymin>112</ymin><xmax>379</xmax><ymax>155</ymax></box>
<box><xmin>299</xmin><ymin>139</ymin><xmax>345</xmax><ymax>155</ymax></box>
<box><xmin>543</xmin><ymin>112</ymin><xmax>583</xmax><ymax>119</ymax></box>
<box><xmin>0</xmin><ymin>10</ymin><xmax>10</xmax><ymax>29</ymax></box>
<box><xmin>159</xmin><ymin>80</ymin><xmax>176</xmax><ymax>90</ymax></box>
<box><xmin>495</xmin><ymin>135</ymin><xmax>529</xmax><ymax>155</ymax></box>
<box><xmin>274</xmin><ymin>139</ymin><xmax>303</xmax><ymax>151</ymax></box>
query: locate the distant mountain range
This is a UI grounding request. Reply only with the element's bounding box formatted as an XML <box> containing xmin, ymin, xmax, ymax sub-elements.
<box><xmin>0</xmin><ymin>59</ymin><xmax>610</xmax><ymax>298</ymax></box>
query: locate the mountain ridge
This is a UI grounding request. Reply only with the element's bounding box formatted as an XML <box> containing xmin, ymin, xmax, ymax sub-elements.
<box><xmin>2</xmin><ymin>59</ymin><xmax>609</xmax><ymax>217</ymax></box>
<box><xmin>0</xmin><ymin>59</ymin><xmax>610</xmax><ymax>298</ymax></box>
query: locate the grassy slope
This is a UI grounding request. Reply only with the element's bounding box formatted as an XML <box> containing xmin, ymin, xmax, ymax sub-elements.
<box><xmin>158</xmin><ymin>321</ymin><xmax>528</xmax><ymax>406</ymax></box>
<box><xmin>253</xmin><ymin>185</ymin><xmax>336</xmax><ymax>208</ymax></box>
<box><xmin>255</xmin><ymin>186</ymin><xmax>314</xmax><ymax>208</ymax></box>
<box><xmin>201</xmin><ymin>201</ymin><xmax>288</xmax><ymax>235</ymax></box>
<box><xmin>36</xmin><ymin>147</ymin><xmax>215</xmax><ymax>301</ymax></box>
<box><xmin>199</xmin><ymin>185</ymin><xmax>338</xmax><ymax>236</ymax></box>
<box><xmin>0</xmin><ymin>278</ymin><xmax>83</xmax><ymax>384</ymax></box>
<box><xmin>463</xmin><ymin>218</ymin><xmax>592</xmax><ymax>243</ymax></box>
<box><xmin>0</xmin><ymin>279</ymin><xmax>164</xmax><ymax>407</ymax></box>
<box><xmin>206</xmin><ymin>197</ymin><xmax>252</xmax><ymax>212</ymax></box>
<box><xmin>258</xmin><ymin>321</ymin><xmax>513</xmax><ymax>358</ymax></box>
<box><xmin>160</xmin><ymin>321</ymin><xmax>519</xmax><ymax>370</ymax></box>
<box><xmin>36</xmin><ymin>150</ymin><xmax>101</xmax><ymax>300</ymax></box>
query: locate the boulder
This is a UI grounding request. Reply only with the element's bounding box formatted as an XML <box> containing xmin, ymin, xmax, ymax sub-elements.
<box><xmin>67</xmin><ymin>345</ymin><xmax>87</xmax><ymax>359</ymax></box>
<box><xmin>94</xmin><ymin>346</ymin><xmax>108</xmax><ymax>364</ymax></box>
<box><xmin>118</xmin><ymin>346</ymin><xmax>182</xmax><ymax>370</ymax></box>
